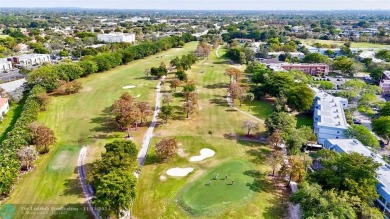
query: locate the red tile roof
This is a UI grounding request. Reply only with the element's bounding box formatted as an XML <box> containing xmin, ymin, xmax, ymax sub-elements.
<box><xmin>0</xmin><ymin>97</ymin><xmax>9</xmax><ymax>108</ymax></box>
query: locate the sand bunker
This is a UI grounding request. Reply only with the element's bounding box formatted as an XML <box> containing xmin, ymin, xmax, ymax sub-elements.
<box><xmin>122</xmin><ymin>85</ymin><xmax>136</xmax><ymax>89</ymax></box>
<box><xmin>189</xmin><ymin>148</ymin><xmax>215</xmax><ymax>162</ymax></box>
<box><xmin>166</xmin><ymin>167</ymin><xmax>194</xmax><ymax>177</ymax></box>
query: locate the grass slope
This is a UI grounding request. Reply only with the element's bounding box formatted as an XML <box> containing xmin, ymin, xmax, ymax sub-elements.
<box><xmin>5</xmin><ymin>42</ymin><xmax>198</xmax><ymax>219</ymax></box>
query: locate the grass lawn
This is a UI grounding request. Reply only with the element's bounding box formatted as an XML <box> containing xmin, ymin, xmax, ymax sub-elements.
<box><xmin>296</xmin><ymin>112</ymin><xmax>313</xmax><ymax>128</ymax></box>
<box><xmin>0</xmin><ymin>96</ymin><xmax>26</xmax><ymax>143</ymax></box>
<box><xmin>0</xmin><ymin>34</ymin><xmax>9</xmax><ymax>39</ymax></box>
<box><xmin>303</xmin><ymin>39</ymin><xmax>390</xmax><ymax>49</ymax></box>
<box><xmin>178</xmin><ymin>159</ymin><xmax>257</xmax><ymax>216</ymax></box>
<box><xmin>236</xmin><ymin>99</ymin><xmax>274</xmax><ymax>120</ymax></box>
<box><xmin>133</xmin><ymin>46</ymin><xmax>286</xmax><ymax>218</ymax></box>
<box><xmin>5</xmin><ymin>42</ymin><xmax>198</xmax><ymax>219</ymax></box>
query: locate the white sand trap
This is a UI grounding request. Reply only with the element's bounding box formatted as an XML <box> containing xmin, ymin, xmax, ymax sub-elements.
<box><xmin>166</xmin><ymin>167</ymin><xmax>194</xmax><ymax>177</ymax></box>
<box><xmin>189</xmin><ymin>148</ymin><xmax>215</xmax><ymax>162</ymax></box>
<box><xmin>122</xmin><ymin>85</ymin><xmax>136</xmax><ymax>89</ymax></box>
<box><xmin>136</xmin><ymin>94</ymin><xmax>141</xmax><ymax>97</ymax></box>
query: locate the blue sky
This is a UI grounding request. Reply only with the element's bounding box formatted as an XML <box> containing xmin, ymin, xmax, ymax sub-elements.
<box><xmin>1</xmin><ymin>0</ymin><xmax>389</xmax><ymax>10</ymax></box>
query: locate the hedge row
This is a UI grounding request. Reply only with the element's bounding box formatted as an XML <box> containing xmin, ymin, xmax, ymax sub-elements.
<box><xmin>0</xmin><ymin>85</ymin><xmax>46</xmax><ymax>197</ymax></box>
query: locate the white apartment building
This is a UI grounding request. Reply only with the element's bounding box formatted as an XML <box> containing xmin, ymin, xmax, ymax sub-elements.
<box><xmin>312</xmin><ymin>88</ymin><xmax>349</xmax><ymax>144</ymax></box>
<box><xmin>0</xmin><ymin>59</ymin><xmax>13</xmax><ymax>71</ymax></box>
<box><xmin>97</xmin><ymin>33</ymin><xmax>136</xmax><ymax>43</ymax></box>
<box><xmin>323</xmin><ymin>138</ymin><xmax>390</xmax><ymax>219</ymax></box>
<box><xmin>1</xmin><ymin>54</ymin><xmax>50</xmax><ymax>70</ymax></box>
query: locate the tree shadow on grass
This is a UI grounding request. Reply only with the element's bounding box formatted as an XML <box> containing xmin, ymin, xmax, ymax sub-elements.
<box><xmin>209</xmin><ymin>98</ymin><xmax>228</xmax><ymax>107</ymax></box>
<box><xmin>89</xmin><ymin>106</ymin><xmax>119</xmax><ymax>136</ymax></box>
<box><xmin>246</xmin><ymin>147</ymin><xmax>271</xmax><ymax>165</ymax></box>
<box><xmin>243</xmin><ymin>170</ymin><xmax>272</xmax><ymax>193</ymax></box>
<box><xmin>62</xmin><ymin>177</ymin><xmax>84</xmax><ymax>198</ymax></box>
<box><xmin>203</xmin><ymin>82</ymin><xmax>228</xmax><ymax>89</ymax></box>
<box><xmin>213</xmin><ymin>61</ymin><xmax>230</xmax><ymax>64</ymax></box>
<box><xmin>144</xmin><ymin>154</ymin><xmax>163</xmax><ymax>165</ymax></box>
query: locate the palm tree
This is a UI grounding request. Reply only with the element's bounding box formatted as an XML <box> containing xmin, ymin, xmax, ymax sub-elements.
<box><xmin>246</xmin><ymin>92</ymin><xmax>255</xmax><ymax>111</ymax></box>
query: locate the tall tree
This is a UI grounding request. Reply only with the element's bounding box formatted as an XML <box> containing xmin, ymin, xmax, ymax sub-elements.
<box><xmin>310</xmin><ymin>152</ymin><xmax>380</xmax><ymax>203</ymax></box>
<box><xmin>265</xmin><ymin>111</ymin><xmax>297</xmax><ymax>135</ymax></box>
<box><xmin>280</xmin><ymin>155</ymin><xmax>306</xmax><ymax>185</ymax></box>
<box><xmin>267</xmin><ymin>130</ymin><xmax>283</xmax><ymax>148</ymax></box>
<box><xmin>17</xmin><ymin>146</ymin><xmax>38</xmax><ymax>170</ymax></box>
<box><xmin>170</xmin><ymin>79</ymin><xmax>181</xmax><ymax>92</ymax></box>
<box><xmin>135</xmin><ymin>101</ymin><xmax>153</xmax><ymax>124</ymax></box>
<box><xmin>372</xmin><ymin>116</ymin><xmax>390</xmax><ymax>144</ymax></box>
<box><xmin>92</xmin><ymin>169</ymin><xmax>137</xmax><ymax>218</ymax></box>
<box><xmin>225</xmin><ymin>67</ymin><xmax>242</xmax><ymax>85</ymax></box>
<box><xmin>245</xmin><ymin>92</ymin><xmax>255</xmax><ymax>111</ymax></box>
<box><xmin>159</xmin><ymin>105</ymin><xmax>173</xmax><ymax>123</ymax></box>
<box><xmin>379</xmin><ymin>102</ymin><xmax>390</xmax><ymax>116</ymax></box>
<box><xmin>287</xmin><ymin>84</ymin><xmax>315</xmax><ymax>112</ymax></box>
<box><xmin>28</xmin><ymin>122</ymin><xmax>56</xmax><ymax>154</ymax></box>
<box><xmin>291</xmin><ymin>182</ymin><xmax>358</xmax><ymax>219</ymax></box>
<box><xmin>111</xmin><ymin>93</ymin><xmax>140</xmax><ymax>138</ymax></box>
<box><xmin>162</xmin><ymin>93</ymin><xmax>173</xmax><ymax>106</ymax></box>
<box><xmin>155</xmin><ymin>138</ymin><xmax>178</xmax><ymax>162</ymax></box>
<box><xmin>268</xmin><ymin>149</ymin><xmax>284</xmax><ymax>176</ymax></box>
<box><xmin>242</xmin><ymin>120</ymin><xmax>259</xmax><ymax>136</ymax></box>
<box><xmin>182</xmin><ymin>100</ymin><xmax>196</xmax><ymax>118</ymax></box>
<box><xmin>345</xmin><ymin>125</ymin><xmax>380</xmax><ymax>148</ymax></box>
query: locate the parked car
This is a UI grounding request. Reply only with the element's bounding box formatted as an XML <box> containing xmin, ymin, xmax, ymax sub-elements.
<box><xmin>379</xmin><ymin>140</ymin><xmax>385</xmax><ymax>148</ymax></box>
<box><xmin>353</xmin><ymin>119</ymin><xmax>362</xmax><ymax>124</ymax></box>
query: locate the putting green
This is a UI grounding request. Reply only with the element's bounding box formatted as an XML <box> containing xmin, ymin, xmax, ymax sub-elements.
<box><xmin>178</xmin><ymin>159</ymin><xmax>256</xmax><ymax>216</ymax></box>
<box><xmin>46</xmin><ymin>146</ymin><xmax>79</xmax><ymax>172</ymax></box>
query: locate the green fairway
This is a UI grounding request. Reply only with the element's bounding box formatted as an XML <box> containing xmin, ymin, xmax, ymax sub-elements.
<box><xmin>303</xmin><ymin>39</ymin><xmax>390</xmax><ymax>49</ymax></box>
<box><xmin>178</xmin><ymin>159</ymin><xmax>256</xmax><ymax>216</ymax></box>
<box><xmin>0</xmin><ymin>96</ymin><xmax>26</xmax><ymax>143</ymax></box>
<box><xmin>133</xmin><ymin>46</ymin><xmax>285</xmax><ymax>218</ymax></box>
<box><xmin>296</xmin><ymin>112</ymin><xmax>313</xmax><ymax>128</ymax></box>
<box><xmin>5</xmin><ymin>42</ymin><xmax>198</xmax><ymax>219</ymax></box>
<box><xmin>236</xmin><ymin>99</ymin><xmax>275</xmax><ymax>120</ymax></box>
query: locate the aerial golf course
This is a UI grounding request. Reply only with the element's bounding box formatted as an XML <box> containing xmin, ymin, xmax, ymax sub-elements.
<box><xmin>5</xmin><ymin>42</ymin><xmax>285</xmax><ymax>218</ymax></box>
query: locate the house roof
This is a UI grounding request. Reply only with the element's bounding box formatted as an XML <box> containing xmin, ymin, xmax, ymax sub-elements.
<box><xmin>312</xmin><ymin>88</ymin><xmax>349</xmax><ymax>130</ymax></box>
<box><xmin>0</xmin><ymin>97</ymin><xmax>8</xmax><ymax>108</ymax></box>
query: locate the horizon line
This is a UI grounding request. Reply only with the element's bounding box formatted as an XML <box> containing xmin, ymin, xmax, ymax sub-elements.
<box><xmin>0</xmin><ymin>7</ymin><xmax>389</xmax><ymax>11</ymax></box>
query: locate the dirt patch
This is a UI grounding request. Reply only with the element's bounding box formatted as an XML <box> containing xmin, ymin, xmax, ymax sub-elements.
<box><xmin>49</xmin><ymin>150</ymin><xmax>72</xmax><ymax>171</ymax></box>
<box><xmin>81</xmin><ymin>86</ymin><xmax>93</xmax><ymax>92</ymax></box>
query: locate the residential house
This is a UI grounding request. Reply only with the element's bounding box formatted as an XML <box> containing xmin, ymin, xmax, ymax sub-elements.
<box><xmin>0</xmin><ymin>97</ymin><xmax>10</xmax><ymax>120</ymax></box>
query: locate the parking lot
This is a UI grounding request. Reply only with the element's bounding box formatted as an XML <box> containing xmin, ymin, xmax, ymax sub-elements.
<box><xmin>314</xmin><ymin>76</ymin><xmax>350</xmax><ymax>89</ymax></box>
<box><xmin>0</xmin><ymin>69</ymin><xmax>25</xmax><ymax>83</ymax></box>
